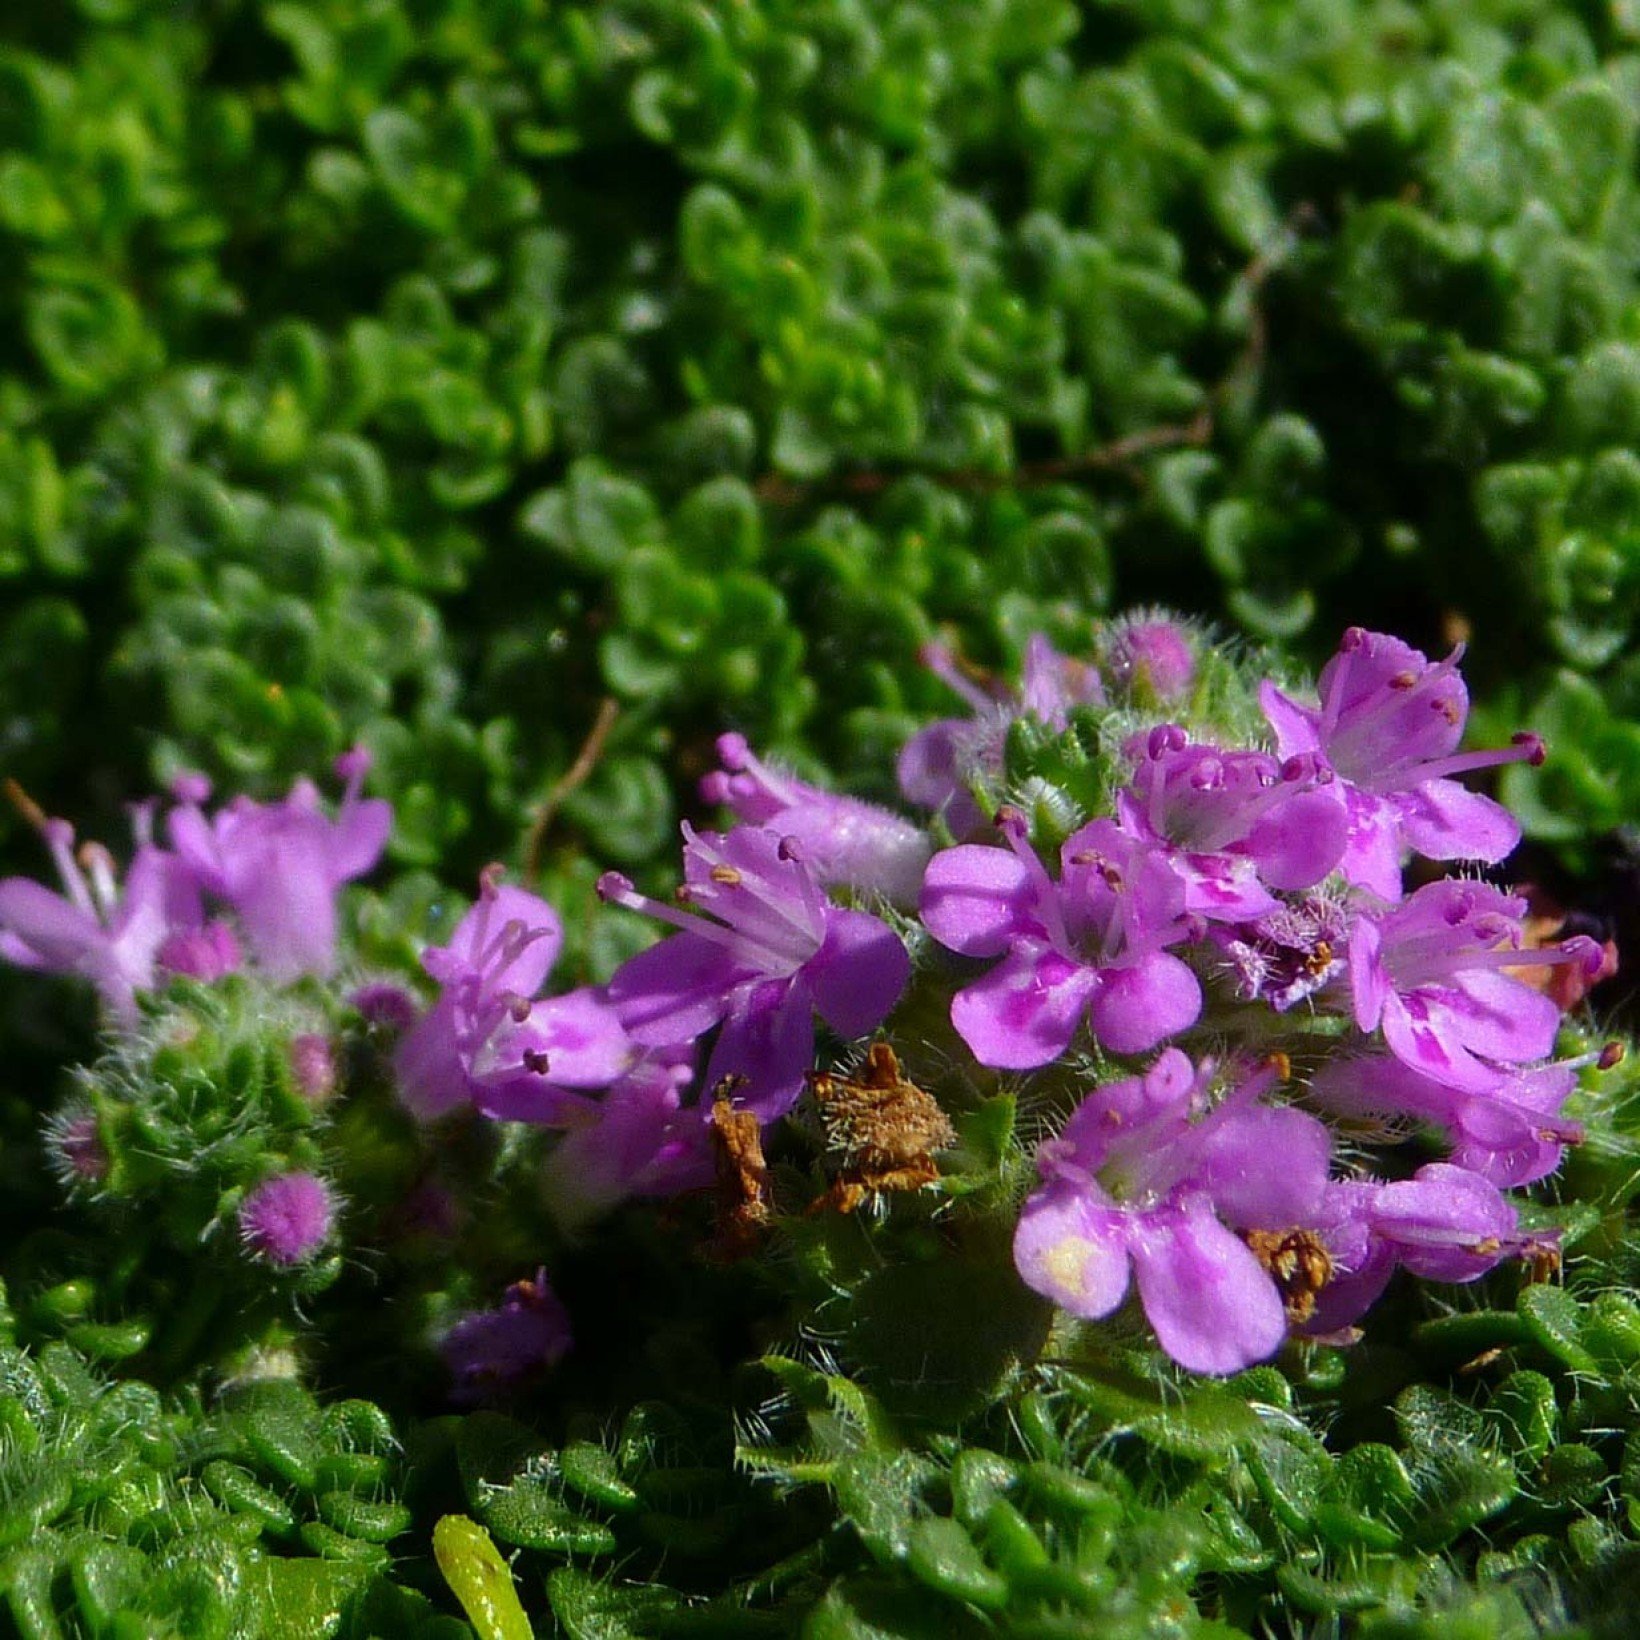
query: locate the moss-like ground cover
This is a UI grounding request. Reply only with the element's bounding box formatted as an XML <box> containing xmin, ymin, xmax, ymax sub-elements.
<box><xmin>5</xmin><ymin>2</ymin><xmax>1640</xmax><ymax>1635</ymax></box>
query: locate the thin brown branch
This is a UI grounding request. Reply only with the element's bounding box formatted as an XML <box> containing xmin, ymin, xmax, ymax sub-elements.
<box><xmin>752</xmin><ymin>207</ymin><xmax>1313</xmax><ymax>511</ymax></box>
<box><xmin>524</xmin><ymin>696</ymin><xmax>620</xmax><ymax>881</ymax></box>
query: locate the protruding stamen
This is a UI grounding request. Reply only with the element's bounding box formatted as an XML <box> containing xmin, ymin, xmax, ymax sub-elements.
<box><xmin>995</xmin><ymin>807</ymin><xmax>1070</xmax><ymax>951</ymax></box>
<box><xmin>78</xmin><ymin>843</ymin><xmax>120</xmax><ymax>923</ymax></box>
<box><xmin>920</xmin><ymin>642</ymin><xmax>999</xmax><ymax>714</ymax></box>
<box><xmin>1366</xmin><ymin>731</ymin><xmax>1545</xmax><ymax>792</ymax></box>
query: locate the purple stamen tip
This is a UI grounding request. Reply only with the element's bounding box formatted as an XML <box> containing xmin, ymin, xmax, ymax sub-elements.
<box><xmin>478</xmin><ymin>862</ymin><xmax>506</xmax><ymax>899</ymax></box>
<box><xmin>334</xmin><ymin>744</ymin><xmax>372</xmax><ymax>781</ymax></box>
<box><xmin>994</xmin><ymin>805</ymin><xmax>1027</xmax><ymax>836</ymax></box>
<box><xmin>1513</xmin><ymin>731</ymin><xmax>1546</xmax><ymax>766</ymax></box>
<box><xmin>597</xmin><ymin>871</ymin><xmax>635</xmax><ymax>902</ymax></box>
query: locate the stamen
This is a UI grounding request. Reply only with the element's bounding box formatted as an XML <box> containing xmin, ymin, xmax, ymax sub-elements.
<box><xmin>1368</xmin><ymin>731</ymin><xmax>1544</xmax><ymax>791</ymax></box>
<box><xmin>45</xmin><ymin>821</ymin><xmax>94</xmax><ymax>919</ymax></box>
<box><xmin>78</xmin><ymin>843</ymin><xmax>120</xmax><ymax>923</ymax></box>
<box><xmin>4</xmin><ymin>777</ymin><xmax>49</xmax><ymax>832</ymax></box>
<box><xmin>995</xmin><ymin>808</ymin><xmax>1070</xmax><ymax>951</ymax></box>
<box><xmin>597</xmin><ymin>871</ymin><xmax>745</xmax><ymax>954</ymax></box>
<box><xmin>681</xmin><ymin>824</ymin><xmax>822</xmax><ymax>950</ymax></box>
<box><xmin>920</xmin><ymin>641</ymin><xmax>1000</xmax><ymax>714</ymax></box>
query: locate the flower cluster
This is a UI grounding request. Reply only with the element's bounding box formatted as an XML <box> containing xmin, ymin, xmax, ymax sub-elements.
<box><xmin>18</xmin><ymin>618</ymin><xmax>1609</xmax><ymax>1388</ymax></box>
<box><xmin>916</xmin><ymin>625</ymin><xmax>1603</xmax><ymax>1370</ymax></box>
<box><xmin>0</xmin><ymin>750</ymin><xmax>389</xmax><ymax>1022</ymax></box>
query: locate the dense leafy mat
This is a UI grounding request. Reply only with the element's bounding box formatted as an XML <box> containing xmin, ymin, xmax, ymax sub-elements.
<box><xmin>5</xmin><ymin>1</ymin><xmax>1640</xmax><ymax>1637</ymax></box>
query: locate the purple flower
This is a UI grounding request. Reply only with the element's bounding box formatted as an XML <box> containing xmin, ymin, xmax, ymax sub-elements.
<box><xmin>1260</xmin><ymin>628</ymin><xmax>1544</xmax><ymax>900</ymax></box>
<box><xmin>1306</xmin><ymin>1164</ymin><xmax>1534</xmax><ymax>1335</ymax></box>
<box><xmin>441</xmin><ymin>1269</ymin><xmax>572</xmax><ymax>1404</ymax></box>
<box><xmin>46</xmin><ymin>1109</ymin><xmax>109</xmax><ymax>1188</ymax></box>
<box><xmin>1311</xmin><ymin>1041</ymin><xmax>1616</xmax><ymax>1187</ymax></box>
<box><xmin>396</xmin><ymin>872</ymin><xmax>630</xmax><ymax>1122</ymax></box>
<box><xmin>1115</xmin><ymin>726</ymin><xmax>1347</xmax><ymax>921</ymax></box>
<box><xmin>599</xmin><ymin>824</ymin><xmax>910</xmax><ymax>1120</ymax></box>
<box><xmin>920</xmin><ymin>810</ymin><xmax>1202</xmax><ymax>1069</ymax></box>
<box><xmin>1349</xmin><ymin>880</ymin><xmax>1605</xmax><ymax>1094</ymax></box>
<box><xmin>1013</xmin><ymin>1050</ymin><xmax>1333</xmax><ymax>1374</ymax></box>
<box><xmin>1101</xmin><ymin>614</ymin><xmax>1197</xmax><ymax>704</ymax></box>
<box><xmin>540</xmin><ymin>1047</ymin><xmax>715</xmax><ymax>1228</ymax></box>
<box><xmin>0</xmin><ymin>789</ymin><xmax>202</xmax><ymax>1024</ymax></box>
<box><xmin>239</xmin><ymin>1172</ymin><xmax>336</xmax><ymax>1266</ymax></box>
<box><xmin>288</xmin><ymin>1033</ymin><xmax>338</xmax><ymax>1106</ymax></box>
<box><xmin>1215</xmin><ymin>893</ymin><xmax>1350</xmax><ymax>1012</ymax></box>
<box><xmin>166</xmin><ymin>747</ymin><xmax>391</xmax><ymax>981</ymax></box>
<box><xmin>897</xmin><ymin>636</ymin><xmax>1105</xmax><ymax>835</ymax></box>
<box><xmin>350</xmin><ymin>980</ymin><xmax>420</xmax><ymax>1034</ymax></box>
<box><xmin>155</xmin><ymin>920</ymin><xmax>243</xmax><ymax>983</ymax></box>
<box><xmin>701</xmin><ymin>733</ymin><xmax>931</xmax><ymax>905</ymax></box>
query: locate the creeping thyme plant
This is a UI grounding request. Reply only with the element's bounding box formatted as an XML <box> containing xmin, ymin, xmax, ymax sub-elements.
<box><xmin>11</xmin><ymin>1</ymin><xmax>1640</xmax><ymax>1636</ymax></box>
<box><xmin>2</xmin><ymin>615</ymin><xmax>1639</xmax><ymax>1638</ymax></box>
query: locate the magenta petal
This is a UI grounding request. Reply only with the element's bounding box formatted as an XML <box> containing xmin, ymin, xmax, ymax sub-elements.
<box><xmin>1381</xmin><ymin>992</ymin><xmax>1507</xmax><ymax>1094</ymax></box>
<box><xmin>166</xmin><ymin>806</ymin><xmax>227</xmax><ymax>890</ymax></box>
<box><xmin>1187</xmin><ymin>1105</ymin><xmax>1332</xmax><ymax>1229</ymax></box>
<box><xmin>950</xmin><ymin>945</ymin><xmax>1098</xmax><ymax>1070</ymax></box>
<box><xmin>919</xmin><ymin>844</ymin><xmax>1034</xmax><ymax>957</ymax></box>
<box><xmin>1373</xmin><ymin>1163</ymin><xmax>1518</xmax><ymax>1282</ymax></box>
<box><xmin>1013</xmin><ymin>1182</ymin><xmax>1131</xmax><ymax>1319</ymax></box>
<box><xmin>807</xmin><ymin>908</ymin><xmax>911</xmax><ymax>1039</ymax></box>
<box><xmin>328</xmin><ymin>796</ymin><xmax>393</xmax><ymax>881</ymax></box>
<box><xmin>1445</xmin><ymin>969</ymin><xmax>1560</xmax><ymax>1065</ymax></box>
<box><xmin>1348</xmin><ymin>916</ymin><xmax>1386</xmax><ymax>1033</ymax></box>
<box><xmin>395</xmin><ymin>997</ymin><xmax>470</xmax><ymax>1120</ymax></box>
<box><xmin>1086</xmin><ymin>953</ymin><xmax>1201</xmax><ymax>1056</ymax></box>
<box><xmin>1131</xmin><ymin>1205</ymin><xmax>1287</xmax><ymax>1375</ymax></box>
<box><xmin>518</xmin><ymin>989</ymin><xmax>632</xmax><ymax>1086</ymax></box>
<box><xmin>231</xmin><ymin>842</ymin><xmax>337</xmax><ymax>980</ymax></box>
<box><xmin>0</xmin><ymin>878</ymin><xmax>102</xmax><ymax>969</ymax></box>
<box><xmin>705</xmin><ymin>983</ymin><xmax>815</xmax><ymax>1121</ymax></box>
<box><xmin>1396</xmin><ymin>780</ymin><xmax>1519</xmax><ymax>865</ymax></box>
<box><xmin>608</xmin><ymin>933</ymin><xmax>740</xmax><ymax>1045</ymax></box>
<box><xmin>1258</xmin><ymin>681</ymin><xmax>1320</xmax><ymax>758</ymax></box>
<box><xmin>1246</xmin><ymin>789</ymin><xmax>1348</xmax><ymax>891</ymax></box>
<box><xmin>1338</xmin><ymin>789</ymin><xmax>1405</xmax><ymax>901</ymax></box>
<box><xmin>897</xmin><ymin>720</ymin><xmax>967</xmax><ymax>811</ymax></box>
<box><xmin>436</xmin><ymin>885</ymin><xmax>564</xmax><ymax>996</ymax></box>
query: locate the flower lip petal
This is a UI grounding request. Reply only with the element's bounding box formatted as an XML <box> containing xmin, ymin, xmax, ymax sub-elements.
<box><xmin>949</xmin><ymin>943</ymin><xmax>1099</xmax><ymax>1070</ymax></box>
<box><xmin>1013</xmin><ymin>1181</ymin><xmax>1132</xmax><ymax>1319</ymax></box>
<box><xmin>919</xmin><ymin>843</ymin><xmax>1036</xmax><ymax>957</ymax></box>
<box><xmin>806</xmin><ymin>907</ymin><xmax>911</xmax><ymax>1040</ymax></box>
<box><xmin>1130</xmin><ymin>1203</ymin><xmax>1288</xmax><ymax>1375</ymax></box>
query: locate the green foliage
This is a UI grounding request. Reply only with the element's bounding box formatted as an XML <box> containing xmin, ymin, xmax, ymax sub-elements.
<box><xmin>5</xmin><ymin>0</ymin><xmax>1638</xmax><ymax>883</ymax></box>
<box><xmin>0</xmin><ymin>1330</ymin><xmax>466</xmax><ymax>1640</ymax></box>
<box><xmin>10</xmin><ymin>1</ymin><xmax>1640</xmax><ymax>1636</ymax></box>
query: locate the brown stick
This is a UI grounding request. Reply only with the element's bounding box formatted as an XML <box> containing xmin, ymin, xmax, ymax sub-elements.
<box><xmin>524</xmin><ymin>696</ymin><xmax>620</xmax><ymax>880</ymax></box>
<box><xmin>752</xmin><ymin>209</ymin><xmax>1311</xmax><ymax>510</ymax></box>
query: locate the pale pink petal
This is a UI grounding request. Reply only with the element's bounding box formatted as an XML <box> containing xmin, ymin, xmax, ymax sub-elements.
<box><xmin>1012</xmin><ymin>1182</ymin><xmax>1131</xmax><ymax>1319</ymax></box>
